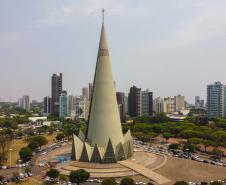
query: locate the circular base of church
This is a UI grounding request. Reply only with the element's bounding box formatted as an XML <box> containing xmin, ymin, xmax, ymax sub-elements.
<box><xmin>36</xmin><ymin>142</ymin><xmax>167</xmax><ymax>183</ymax></box>
<box><xmin>56</xmin><ymin>150</ymin><xmax>166</xmax><ymax>179</ymax></box>
<box><xmin>58</xmin><ymin>161</ymin><xmax>138</xmax><ymax>178</ymax></box>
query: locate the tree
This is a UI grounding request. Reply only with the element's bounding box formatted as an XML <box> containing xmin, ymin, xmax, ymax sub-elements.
<box><xmin>43</xmin><ymin>180</ymin><xmax>52</xmax><ymax>185</ymax></box>
<box><xmin>120</xmin><ymin>177</ymin><xmax>135</xmax><ymax>185</ymax></box>
<box><xmin>29</xmin><ymin>136</ymin><xmax>48</xmax><ymax>148</ymax></box>
<box><xmin>149</xmin><ymin>113</ymin><xmax>170</xmax><ymax>123</ymax></box>
<box><xmin>56</xmin><ymin>133</ymin><xmax>65</xmax><ymax>141</ymax></box>
<box><xmin>48</xmin><ymin>127</ymin><xmax>54</xmax><ymax>135</ymax></box>
<box><xmin>211</xmin><ymin>131</ymin><xmax>226</xmax><ymax>145</ymax></box>
<box><xmin>46</xmin><ymin>169</ymin><xmax>60</xmax><ymax>179</ymax></box>
<box><xmin>102</xmin><ymin>178</ymin><xmax>116</xmax><ymax>185</ymax></box>
<box><xmin>25</xmin><ymin>167</ymin><xmax>31</xmax><ymax>174</ymax></box>
<box><xmin>183</xmin><ymin>143</ymin><xmax>195</xmax><ymax>153</ymax></box>
<box><xmin>202</xmin><ymin>140</ymin><xmax>212</xmax><ymax>153</ymax></box>
<box><xmin>69</xmin><ymin>169</ymin><xmax>90</xmax><ymax>184</ymax></box>
<box><xmin>162</xmin><ymin>132</ymin><xmax>171</xmax><ymax>141</ymax></box>
<box><xmin>173</xmin><ymin>181</ymin><xmax>188</xmax><ymax>185</ymax></box>
<box><xmin>62</xmin><ymin>122</ymin><xmax>79</xmax><ymax>139</ymax></box>
<box><xmin>0</xmin><ymin>153</ymin><xmax>7</xmax><ymax>166</ymax></box>
<box><xmin>16</xmin><ymin>130</ymin><xmax>23</xmax><ymax>138</ymax></box>
<box><xmin>19</xmin><ymin>147</ymin><xmax>32</xmax><ymax>162</ymax></box>
<box><xmin>187</xmin><ymin>138</ymin><xmax>202</xmax><ymax>145</ymax></box>
<box><xmin>24</xmin><ymin>128</ymin><xmax>35</xmax><ymax>136</ymax></box>
<box><xmin>27</xmin><ymin>141</ymin><xmax>39</xmax><ymax>151</ymax></box>
<box><xmin>212</xmin><ymin>148</ymin><xmax>224</xmax><ymax>159</ymax></box>
<box><xmin>59</xmin><ymin>174</ymin><xmax>68</xmax><ymax>182</ymax></box>
<box><xmin>169</xmin><ymin>126</ymin><xmax>182</xmax><ymax>137</ymax></box>
<box><xmin>169</xmin><ymin>144</ymin><xmax>180</xmax><ymax>150</ymax></box>
<box><xmin>0</xmin><ymin>134</ymin><xmax>11</xmax><ymax>156</ymax></box>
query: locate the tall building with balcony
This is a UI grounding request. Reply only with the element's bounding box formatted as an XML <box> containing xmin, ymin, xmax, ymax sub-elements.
<box><xmin>207</xmin><ymin>81</ymin><xmax>226</xmax><ymax>117</ymax></box>
<box><xmin>174</xmin><ymin>94</ymin><xmax>185</xmax><ymax>112</ymax></box>
<box><xmin>153</xmin><ymin>97</ymin><xmax>164</xmax><ymax>113</ymax></box>
<box><xmin>51</xmin><ymin>73</ymin><xmax>62</xmax><ymax>116</ymax></box>
<box><xmin>116</xmin><ymin>92</ymin><xmax>126</xmax><ymax>123</ymax></box>
<box><xmin>68</xmin><ymin>95</ymin><xmax>76</xmax><ymax>116</ymax></box>
<box><xmin>88</xmin><ymin>83</ymin><xmax>93</xmax><ymax>101</ymax></box>
<box><xmin>164</xmin><ymin>97</ymin><xmax>175</xmax><ymax>113</ymax></box>
<box><xmin>74</xmin><ymin>96</ymin><xmax>90</xmax><ymax>120</ymax></box>
<box><xmin>18</xmin><ymin>95</ymin><xmax>30</xmax><ymax>111</ymax></box>
<box><xmin>195</xmin><ymin>96</ymin><xmax>205</xmax><ymax>109</ymax></box>
<box><xmin>43</xmin><ymin>96</ymin><xmax>51</xmax><ymax>115</ymax></box>
<box><xmin>141</xmin><ymin>90</ymin><xmax>153</xmax><ymax>116</ymax></box>
<box><xmin>59</xmin><ymin>91</ymin><xmax>68</xmax><ymax>118</ymax></box>
<box><xmin>128</xmin><ymin>86</ymin><xmax>141</xmax><ymax>117</ymax></box>
<box><xmin>82</xmin><ymin>87</ymin><xmax>89</xmax><ymax>100</ymax></box>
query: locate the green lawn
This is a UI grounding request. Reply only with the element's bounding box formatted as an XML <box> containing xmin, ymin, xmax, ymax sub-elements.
<box><xmin>6</xmin><ymin>133</ymin><xmax>57</xmax><ymax>166</ymax></box>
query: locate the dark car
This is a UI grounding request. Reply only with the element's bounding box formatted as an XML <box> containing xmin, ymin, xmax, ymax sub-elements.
<box><xmin>200</xmin><ymin>181</ymin><xmax>208</xmax><ymax>185</ymax></box>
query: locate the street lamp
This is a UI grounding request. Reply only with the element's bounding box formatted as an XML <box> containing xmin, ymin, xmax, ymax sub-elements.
<box><xmin>9</xmin><ymin>148</ymin><xmax>13</xmax><ymax>168</ymax></box>
<box><xmin>18</xmin><ymin>159</ymin><xmax>22</xmax><ymax>174</ymax></box>
<box><xmin>132</xmin><ymin>158</ymin><xmax>136</xmax><ymax>180</ymax></box>
<box><xmin>185</xmin><ymin>148</ymin><xmax>189</xmax><ymax>169</ymax></box>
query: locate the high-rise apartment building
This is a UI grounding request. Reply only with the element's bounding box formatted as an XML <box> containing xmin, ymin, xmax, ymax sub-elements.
<box><xmin>88</xmin><ymin>83</ymin><xmax>93</xmax><ymax>101</ymax></box>
<box><xmin>74</xmin><ymin>96</ymin><xmax>90</xmax><ymax>120</ymax></box>
<box><xmin>128</xmin><ymin>86</ymin><xmax>141</xmax><ymax>117</ymax></box>
<box><xmin>207</xmin><ymin>81</ymin><xmax>226</xmax><ymax>117</ymax></box>
<box><xmin>195</xmin><ymin>96</ymin><xmax>205</xmax><ymax>109</ymax></box>
<box><xmin>153</xmin><ymin>97</ymin><xmax>164</xmax><ymax>113</ymax></box>
<box><xmin>82</xmin><ymin>87</ymin><xmax>89</xmax><ymax>100</ymax></box>
<box><xmin>174</xmin><ymin>94</ymin><xmax>185</xmax><ymax>112</ymax></box>
<box><xmin>116</xmin><ymin>92</ymin><xmax>126</xmax><ymax>123</ymax></box>
<box><xmin>68</xmin><ymin>95</ymin><xmax>76</xmax><ymax>116</ymax></box>
<box><xmin>43</xmin><ymin>96</ymin><xmax>51</xmax><ymax>115</ymax></box>
<box><xmin>51</xmin><ymin>73</ymin><xmax>62</xmax><ymax>116</ymax></box>
<box><xmin>18</xmin><ymin>95</ymin><xmax>30</xmax><ymax>111</ymax></box>
<box><xmin>164</xmin><ymin>97</ymin><xmax>175</xmax><ymax>113</ymax></box>
<box><xmin>141</xmin><ymin>90</ymin><xmax>153</xmax><ymax>116</ymax></box>
<box><xmin>128</xmin><ymin>86</ymin><xmax>153</xmax><ymax>117</ymax></box>
<box><xmin>59</xmin><ymin>91</ymin><xmax>68</xmax><ymax>118</ymax></box>
<box><xmin>195</xmin><ymin>96</ymin><xmax>200</xmax><ymax>107</ymax></box>
<box><xmin>125</xmin><ymin>95</ymin><xmax>128</xmax><ymax>114</ymax></box>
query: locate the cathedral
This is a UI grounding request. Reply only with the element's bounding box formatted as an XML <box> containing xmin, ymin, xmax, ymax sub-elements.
<box><xmin>71</xmin><ymin>12</ymin><xmax>133</xmax><ymax>163</ymax></box>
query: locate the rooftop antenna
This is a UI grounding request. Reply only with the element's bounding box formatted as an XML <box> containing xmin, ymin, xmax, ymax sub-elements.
<box><xmin>102</xmin><ymin>8</ymin><xmax>105</xmax><ymax>23</ymax></box>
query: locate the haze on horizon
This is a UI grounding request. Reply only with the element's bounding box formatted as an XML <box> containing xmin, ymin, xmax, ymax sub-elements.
<box><xmin>1</xmin><ymin>0</ymin><xmax>226</xmax><ymax>103</ymax></box>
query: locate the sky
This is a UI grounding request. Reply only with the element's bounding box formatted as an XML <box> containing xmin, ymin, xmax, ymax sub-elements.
<box><xmin>1</xmin><ymin>0</ymin><xmax>226</xmax><ymax>103</ymax></box>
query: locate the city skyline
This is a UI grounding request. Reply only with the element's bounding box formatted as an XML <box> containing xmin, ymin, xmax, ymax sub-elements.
<box><xmin>1</xmin><ymin>1</ymin><xmax>226</xmax><ymax>102</ymax></box>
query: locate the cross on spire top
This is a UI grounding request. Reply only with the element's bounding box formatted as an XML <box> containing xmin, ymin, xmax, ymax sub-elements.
<box><xmin>102</xmin><ymin>9</ymin><xmax>105</xmax><ymax>23</ymax></box>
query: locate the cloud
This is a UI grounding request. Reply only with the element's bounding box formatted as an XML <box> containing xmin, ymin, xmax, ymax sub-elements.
<box><xmin>130</xmin><ymin>2</ymin><xmax>226</xmax><ymax>52</ymax></box>
<box><xmin>158</xmin><ymin>3</ymin><xmax>226</xmax><ymax>49</ymax></box>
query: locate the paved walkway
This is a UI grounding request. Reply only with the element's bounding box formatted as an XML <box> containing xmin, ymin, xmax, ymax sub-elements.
<box><xmin>29</xmin><ymin>177</ymin><xmax>42</xmax><ymax>185</ymax></box>
<box><xmin>119</xmin><ymin>160</ymin><xmax>171</xmax><ymax>185</ymax></box>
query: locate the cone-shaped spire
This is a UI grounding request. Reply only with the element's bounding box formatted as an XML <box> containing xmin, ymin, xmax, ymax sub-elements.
<box><xmin>87</xmin><ymin>13</ymin><xmax>124</xmax><ymax>148</ymax></box>
<box><xmin>97</xmin><ymin>23</ymin><xmax>109</xmax><ymax>57</ymax></box>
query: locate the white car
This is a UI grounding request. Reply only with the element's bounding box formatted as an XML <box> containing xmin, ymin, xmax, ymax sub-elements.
<box><xmin>39</xmin><ymin>162</ymin><xmax>45</xmax><ymax>167</ymax></box>
<box><xmin>19</xmin><ymin>173</ymin><xmax>25</xmax><ymax>179</ymax></box>
<box><xmin>188</xmin><ymin>181</ymin><xmax>196</xmax><ymax>185</ymax></box>
<box><xmin>41</xmin><ymin>152</ymin><xmax>47</xmax><ymax>155</ymax></box>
